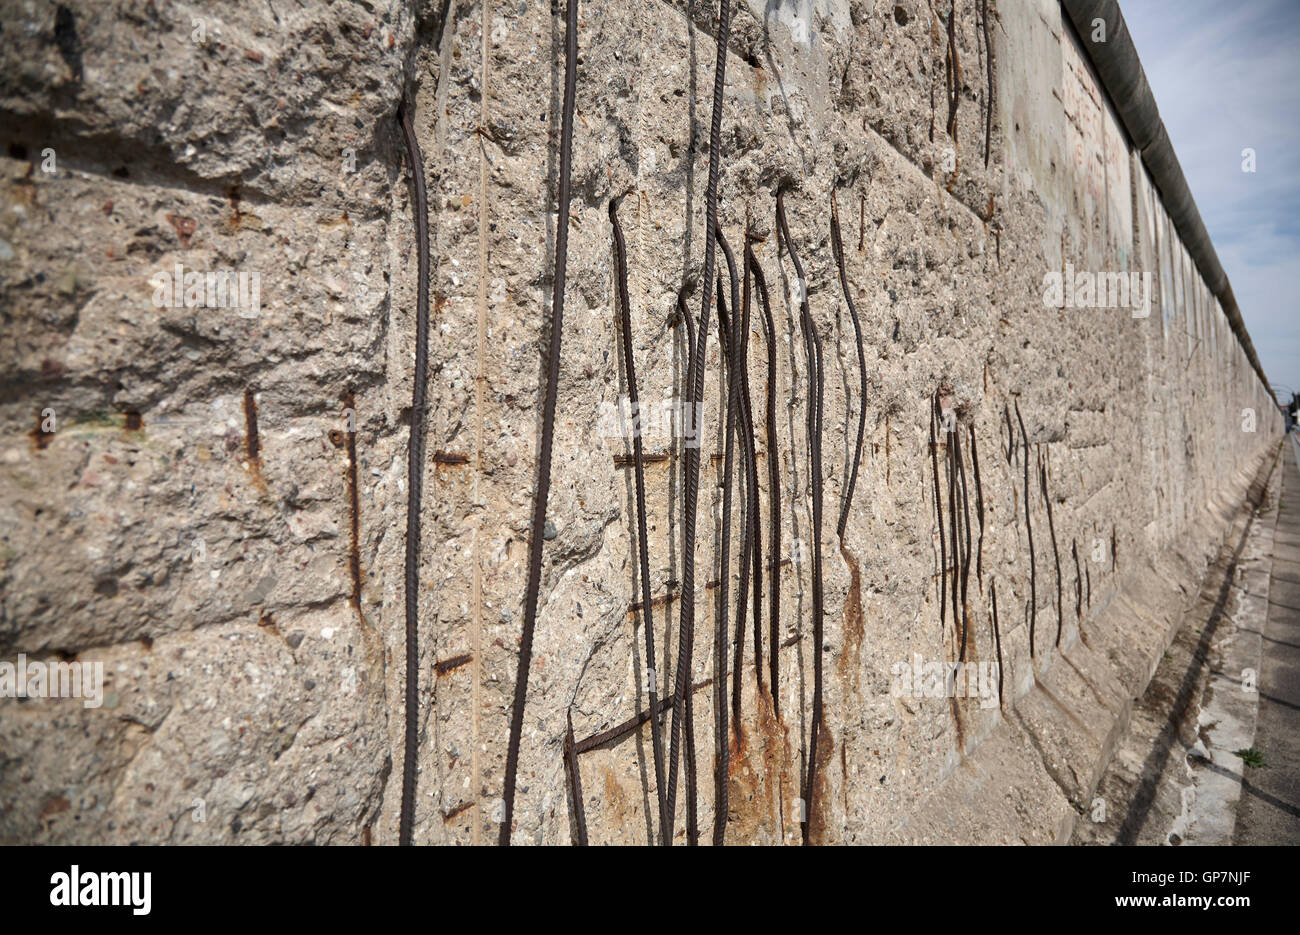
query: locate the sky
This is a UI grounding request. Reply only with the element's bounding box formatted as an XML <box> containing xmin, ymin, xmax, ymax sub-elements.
<box><xmin>1122</xmin><ymin>0</ymin><xmax>1300</xmax><ymax>406</ymax></box>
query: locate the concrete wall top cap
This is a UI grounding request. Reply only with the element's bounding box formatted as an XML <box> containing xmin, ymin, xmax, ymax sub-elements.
<box><xmin>1062</xmin><ymin>0</ymin><xmax>1161</xmax><ymax>151</ymax></box>
<box><xmin>1063</xmin><ymin>0</ymin><xmax>1271</xmax><ymax>391</ymax></box>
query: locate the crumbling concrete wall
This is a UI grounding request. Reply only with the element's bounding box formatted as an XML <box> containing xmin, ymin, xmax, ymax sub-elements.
<box><xmin>0</xmin><ymin>0</ymin><xmax>1280</xmax><ymax>844</ymax></box>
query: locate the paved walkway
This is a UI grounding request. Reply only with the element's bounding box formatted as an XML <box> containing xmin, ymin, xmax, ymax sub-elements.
<box><xmin>1234</xmin><ymin>435</ymin><xmax>1300</xmax><ymax>843</ymax></box>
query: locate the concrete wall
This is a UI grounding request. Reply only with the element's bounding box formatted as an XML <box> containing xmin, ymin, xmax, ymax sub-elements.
<box><xmin>0</xmin><ymin>0</ymin><xmax>1280</xmax><ymax>844</ymax></box>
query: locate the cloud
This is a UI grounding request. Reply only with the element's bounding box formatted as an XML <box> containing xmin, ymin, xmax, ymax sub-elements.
<box><xmin>1124</xmin><ymin>0</ymin><xmax>1300</xmax><ymax>400</ymax></box>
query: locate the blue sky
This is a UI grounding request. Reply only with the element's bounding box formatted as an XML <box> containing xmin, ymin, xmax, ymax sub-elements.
<box><xmin>1123</xmin><ymin>0</ymin><xmax>1300</xmax><ymax>406</ymax></box>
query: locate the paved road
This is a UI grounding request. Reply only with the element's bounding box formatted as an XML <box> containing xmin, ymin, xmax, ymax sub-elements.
<box><xmin>1234</xmin><ymin>435</ymin><xmax>1300</xmax><ymax>843</ymax></box>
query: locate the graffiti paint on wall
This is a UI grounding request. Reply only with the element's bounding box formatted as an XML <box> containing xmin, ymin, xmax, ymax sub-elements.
<box><xmin>1062</xmin><ymin>28</ymin><xmax>1132</xmax><ymax>262</ymax></box>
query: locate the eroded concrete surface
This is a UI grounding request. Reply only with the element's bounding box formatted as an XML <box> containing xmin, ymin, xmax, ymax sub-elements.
<box><xmin>0</xmin><ymin>0</ymin><xmax>1282</xmax><ymax>844</ymax></box>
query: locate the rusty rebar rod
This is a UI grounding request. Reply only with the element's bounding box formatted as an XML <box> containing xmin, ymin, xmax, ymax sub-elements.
<box><xmin>1040</xmin><ymin>450</ymin><xmax>1063</xmax><ymax>648</ymax></box>
<box><xmin>500</xmin><ymin>0</ymin><xmax>579</xmax><ymax>846</ymax></box>
<box><xmin>969</xmin><ymin>424</ymin><xmax>985</xmax><ymax>588</ymax></box>
<box><xmin>609</xmin><ymin>194</ymin><xmax>668</xmax><ymax>843</ymax></box>
<box><xmin>957</xmin><ymin>423</ymin><xmax>972</xmax><ymax>662</ymax></box>
<box><xmin>564</xmin><ymin>709</ymin><xmax>588</xmax><ymax>846</ymax></box>
<box><xmin>931</xmin><ymin>394</ymin><xmax>947</xmax><ymax>633</ymax></box>
<box><xmin>666</xmin><ymin>0</ymin><xmax>731</xmax><ymax>846</ymax></box>
<box><xmin>713</xmin><ymin>272</ymin><xmax>734</xmax><ymax>846</ymax></box>
<box><xmin>830</xmin><ymin>192</ymin><xmax>868</xmax><ymax>542</ymax></box>
<box><xmin>991</xmin><ymin>578</ymin><xmax>1004</xmax><ymax>711</ymax></box>
<box><xmin>777</xmin><ymin>189</ymin><xmax>824</xmax><ymax>846</ymax></box>
<box><xmin>396</xmin><ymin>100</ymin><xmax>430</xmax><ymax>848</ymax></box>
<box><xmin>1072</xmin><ymin>539</ymin><xmax>1083</xmax><ymax>624</ymax></box>
<box><xmin>1015</xmin><ymin>400</ymin><xmax>1036</xmax><ymax>659</ymax></box>
<box><xmin>749</xmin><ymin>245</ymin><xmax>782</xmax><ymax>707</ymax></box>
<box><xmin>718</xmin><ymin>226</ymin><xmax>762</xmax><ymax>732</ymax></box>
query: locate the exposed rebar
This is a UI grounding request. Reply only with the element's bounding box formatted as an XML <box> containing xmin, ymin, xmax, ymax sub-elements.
<box><xmin>1040</xmin><ymin>450</ymin><xmax>1063</xmax><ymax>648</ymax></box>
<box><xmin>749</xmin><ymin>245</ymin><xmax>782</xmax><ymax>707</ymax></box>
<box><xmin>969</xmin><ymin>424</ymin><xmax>985</xmax><ymax>588</ymax></box>
<box><xmin>564</xmin><ymin>709</ymin><xmax>588</xmax><ymax>845</ymax></box>
<box><xmin>830</xmin><ymin>193</ymin><xmax>868</xmax><ymax>542</ymax></box>
<box><xmin>396</xmin><ymin>100</ymin><xmax>430</xmax><ymax>848</ymax></box>
<box><xmin>718</xmin><ymin>226</ymin><xmax>762</xmax><ymax>730</ymax></box>
<box><xmin>957</xmin><ymin>424</ymin><xmax>972</xmax><ymax>662</ymax></box>
<box><xmin>712</xmin><ymin>271</ymin><xmax>734</xmax><ymax>846</ymax></box>
<box><xmin>777</xmin><ymin>189</ymin><xmax>825</xmax><ymax>846</ymax></box>
<box><xmin>1072</xmin><ymin>539</ymin><xmax>1083</xmax><ymax>623</ymax></box>
<box><xmin>930</xmin><ymin>394</ymin><xmax>947</xmax><ymax>633</ymax></box>
<box><xmin>609</xmin><ymin>194</ymin><xmax>668</xmax><ymax>844</ymax></box>
<box><xmin>499</xmin><ymin>0</ymin><xmax>579</xmax><ymax>845</ymax></box>
<box><xmin>991</xmin><ymin>578</ymin><xmax>1004</xmax><ymax>710</ymax></box>
<box><xmin>1015</xmin><ymin>400</ymin><xmax>1036</xmax><ymax>659</ymax></box>
<box><xmin>666</xmin><ymin>0</ymin><xmax>731</xmax><ymax>846</ymax></box>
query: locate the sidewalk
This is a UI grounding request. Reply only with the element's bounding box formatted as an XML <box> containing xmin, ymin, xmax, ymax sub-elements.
<box><xmin>1071</xmin><ymin>443</ymin><xmax>1279</xmax><ymax>844</ymax></box>
<box><xmin>1233</xmin><ymin>435</ymin><xmax>1300</xmax><ymax>843</ymax></box>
